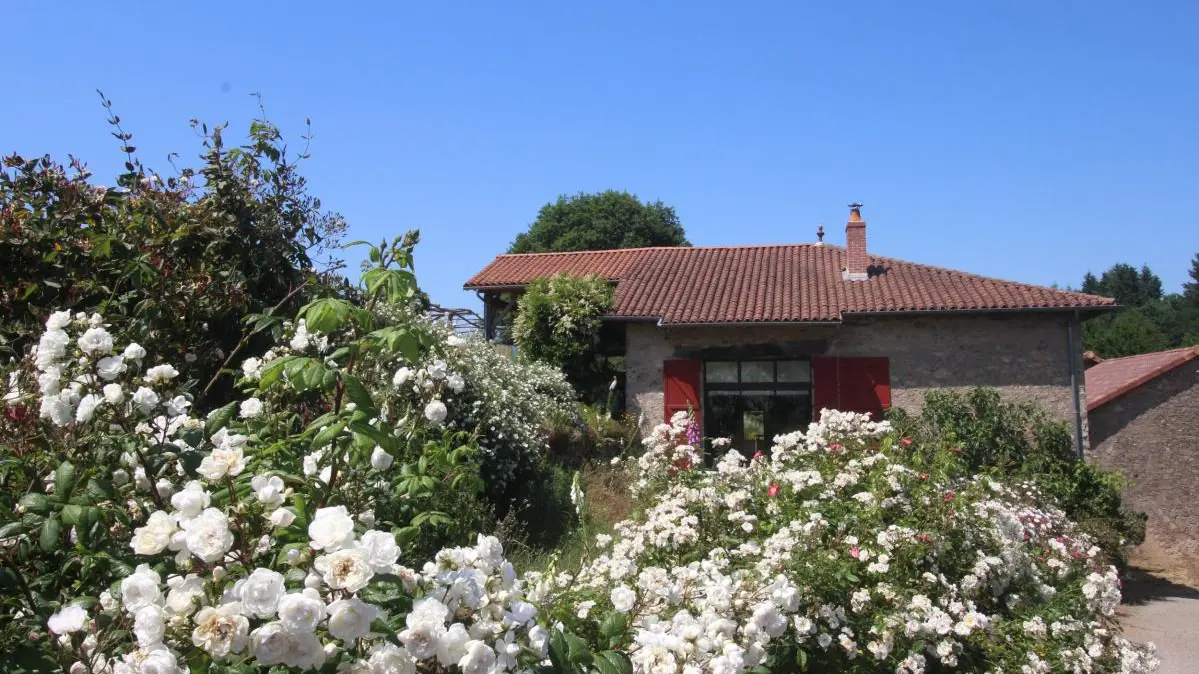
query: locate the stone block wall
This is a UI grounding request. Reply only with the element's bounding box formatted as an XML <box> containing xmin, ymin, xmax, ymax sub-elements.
<box><xmin>1088</xmin><ymin>364</ymin><xmax>1199</xmax><ymax>562</ymax></box>
<box><xmin>625</xmin><ymin>313</ymin><xmax>1086</xmax><ymax>443</ymax></box>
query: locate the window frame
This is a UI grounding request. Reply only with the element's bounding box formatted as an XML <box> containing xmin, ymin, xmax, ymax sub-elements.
<box><xmin>702</xmin><ymin>359</ymin><xmax>813</xmax><ymax>456</ymax></box>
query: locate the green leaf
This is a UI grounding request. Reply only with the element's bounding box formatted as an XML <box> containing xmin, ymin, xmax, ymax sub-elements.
<box><xmin>205</xmin><ymin>401</ymin><xmax>238</xmax><ymax>438</ymax></box>
<box><xmin>19</xmin><ymin>493</ymin><xmax>50</xmax><ymax>515</ymax></box>
<box><xmin>564</xmin><ymin>633</ymin><xmax>592</xmax><ymax>665</ymax></box>
<box><xmin>299</xmin><ymin>297</ymin><xmax>352</xmax><ymax>333</ymax></box>
<box><xmin>0</xmin><ymin>521</ymin><xmax>23</xmax><ymax>539</ymax></box>
<box><xmin>60</xmin><ymin>504</ymin><xmax>84</xmax><ymax>526</ymax></box>
<box><xmin>311</xmin><ymin>420</ymin><xmax>347</xmax><ymax>449</ymax></box>
<box><xmin>599</xmin><ymin>612</ymin><xmax>628</xmax><ymax>640</ymax></box>
<box><xmin>341</xmin><ymin>374</ymin><xmax>376</xmax><ymax>413</ymax></box>
<box><xmin>40</xmin><ymin>515</ymin><xmax>60</xmax><ymax>552</ymax></box>
<box><xmin>548</xmin><ymin>629</ymin><xmax>571</xmax><ymax>674</ymax></box>
<box><xmin>594</xmin><ymin>651</ymin><xmax>632</xmax><ymax>674</ymax></box>
<box><xmin>349</xmin><ymin>421</ymin><xmax>393</xmax><ymax>452</ymax></box>
<box><xmin>795</xmin><ymin>648</ymin><xmax>808</xmax><ymax>669</ymax></box>
<box><xmin>54</xmin><ymin>461</ymin><xmax>77</xmax><ymax>498</ymax></box>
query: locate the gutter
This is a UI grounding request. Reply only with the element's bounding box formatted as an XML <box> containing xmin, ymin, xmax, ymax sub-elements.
<box><xmin>1067</xmin><ymin>310</ymin><xmax>1085</xmax><ymax>459</ymax></box>
<box><xmin>841</xmin><ymin>305</ymin><xmax>1117</xmax><ymax>318</ymax></box>
<box><xmin>654</xmin><ymin>318</ymin><xmax>841</xmax><ymax>328</ymax></box>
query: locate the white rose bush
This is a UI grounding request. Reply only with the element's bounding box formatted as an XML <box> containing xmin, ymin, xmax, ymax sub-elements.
<box><xmin>1</xmin><ymin>246</ymin><xmax>1160</xmax><ymax>672</ymax></box>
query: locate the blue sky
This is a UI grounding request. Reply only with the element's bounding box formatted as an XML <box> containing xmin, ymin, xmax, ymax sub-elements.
<box><xmin>8</xmin><ymin>2</ymin><xmax>1198</xmax><ymax>309</ymax></box>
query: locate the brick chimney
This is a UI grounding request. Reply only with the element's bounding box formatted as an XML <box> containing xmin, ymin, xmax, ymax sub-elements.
<box><xmin>842</xmin><ymin>202</ymin><xmax>869</xmax><ymax>281</ymax></box>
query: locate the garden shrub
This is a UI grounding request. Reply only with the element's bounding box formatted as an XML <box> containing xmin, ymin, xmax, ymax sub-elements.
<box><xmin>888</xmin><ymin>388</ymin><xmax>1147</xmax><ymax>567</ymax></box>
<box><xmin>530</xmin><ymin>410</ymin><xmax>1158</xmax><ymax>673</ymax></box>
<box><xmin>512</xmin><ymin>273</ymin><xmax>614</xmax><ymax>403</ymax></box>
<box><xmin>0</xmin><ymin>104</ymin><xmax>345</xmax><ymax>409</ymax></box>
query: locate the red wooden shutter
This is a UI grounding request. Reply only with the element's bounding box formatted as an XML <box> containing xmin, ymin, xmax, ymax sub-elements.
<box><xmin>663</xmin><ymin>359</ymin><xmax>702</xmax><ymax>426</ymax></box>
<box><xmin>812</xmin><ymin>357</ymin><xmax>890</xmax><ymax>420</ymax></box>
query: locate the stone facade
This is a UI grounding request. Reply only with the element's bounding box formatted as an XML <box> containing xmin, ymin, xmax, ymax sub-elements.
<box><xmin>625</xmin><ymin>313</ymin><xmax>1088</xmax><ymax>444</ymax></box>
<box><xmin>1088</xmin><ymin>363</ymin><xmax>1199</xmax><ymax>564</ymax></box>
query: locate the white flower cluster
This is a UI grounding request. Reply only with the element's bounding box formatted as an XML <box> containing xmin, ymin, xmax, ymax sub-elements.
<box><xmin>31</xmin><ymin>310</ymin><xmax>163</xmax><ymax>427</ymax></box>
<box><xmin>540</xmin><ymin>410</ymin><xmax>1159</xmax><ymax>674</ymax></box>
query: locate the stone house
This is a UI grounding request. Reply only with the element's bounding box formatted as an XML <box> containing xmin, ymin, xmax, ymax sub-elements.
<box><xmin>464</xmin><ymin>205</ymin><xmax>1114</xmax><ymax>455</ymax></box>
<box><xmin>1086</xmin><ymin>346</ymin><xmax>1199</xmax><ymax>567</ymax></box>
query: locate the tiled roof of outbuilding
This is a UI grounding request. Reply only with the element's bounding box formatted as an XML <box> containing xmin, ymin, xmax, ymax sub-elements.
<box><xmin>1085</xmin><ymin>346</ymin><xmax>1199</xmax><ymax>411</ymax></box>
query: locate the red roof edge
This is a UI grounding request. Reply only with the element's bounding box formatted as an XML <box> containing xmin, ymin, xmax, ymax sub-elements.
<box><xmin>1086</xmin><ymin>346</ymin><xmax>1199</xmax><ymax>411</ymax></box>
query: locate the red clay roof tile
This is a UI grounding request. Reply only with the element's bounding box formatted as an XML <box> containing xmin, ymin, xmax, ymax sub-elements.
<box><xmin>463</xmin><ymin>244</ymin><xmax>1116</xmax><ymax>324</ymax></box>
<box><xmin>1085</xmin><ymin>346</ymin><xmax>1199</xmax><ymax>411</ymax></box>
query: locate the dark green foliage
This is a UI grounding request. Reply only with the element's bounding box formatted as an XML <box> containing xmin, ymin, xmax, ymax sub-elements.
<box><xmin>509</xmin><ymin>190</ymin><xmax>689</xmax><ymax>253</ymax></box>
<box><xmin>0</xmin><ymin>96</ymin><xmax>345</xmax><ymax>407</ymax></box>
<box><xmin>888</xmin><ymin>388</ymin><xmax>1146</xmax><ymax>567</ymax></box>
<box><xmin>1080</xmin><ymin>259</ymin><xmax>1199</xmax><ymax>358</ymax></box>
<box><xmin>513</xmin><ymin>273</ymin><xmax>616</xmax><ymax>403</ymax></box>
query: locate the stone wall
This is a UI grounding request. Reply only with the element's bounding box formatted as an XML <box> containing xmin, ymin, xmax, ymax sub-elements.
<box><xmin>1089</xmin><ymin>363</ymin><xmax>1199</xmax><ymax>562</ymax></box>
<box><xmin>625</xmin><ymin>313</ymin><xmax>1087</xmax><ymax>442</ymax></box>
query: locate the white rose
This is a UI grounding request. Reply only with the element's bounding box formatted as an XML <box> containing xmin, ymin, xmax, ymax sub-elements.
<box><xmin>75</xmin><ymin>393</ymin><xmax>103</xmax><ymax>424</ymax></box>
<box><xmin>170</xmin><ymin>481</ymin><xmax>210</xmax><ymax>520</ymax></box>
<box><xmin>130</xmin><ymin>511</ymin><xmax>177</xmax><ymax>555</ymax></box>
<box><xmin>47</xmin><ymin>605</ymin><xmax>88</xmax><ymax>634</ymax></box>
<box><xmin>127</xmin><ymin>645</ymin><xmax>180</xmax><ymax>674</ymax></box>
<box><xmin>277</xmin><ymin>592</ymin><xmax>326</xmax><ymax>633</ymax></box>
<box><xmin>165</xmin><ymin>395</ymin><xmax>191</xmax><ymax>417</ymax></box>
<box><xmin>123</xmin><ymin>343</ymin><xmax>147</xmax><ymax>360</ymax></box>
<box><xmin>181</xmin><ymin>508</ymin><xmax>234</xmax><ymax>563</ymax></box>
<box><xmin>39</xmin><ymin>393</ymin><xmax>74</xmax><ymax>426</ymax></box>
<box><xmin>423</xmin><ymin>400</ymin><xmax>447</xmax><ymax>424</ymax></box>
<box><xmin>308</xmin><ymin>506</ymin><xmax>356</xmax><ymax>551</ymax></box>
<box><xmin>610</xmin><ymin>586</ymin><xmax>636</xmax><ymax>613</ymax></box>
<box><xmin>369</xmin><ymin>643</ymin><xmax>416</xmax><ymax>674</ymax></box>
<box><xmin>99</xmin><ymin>590</ymin><xmax>119</xmax><ymax>611</ymax></box>
<box><xmin>77</xmin><ymin>327</ymin><xmax>114</xmax><ymax>355</ymax></box>
<box><xmin>432</xmin><ymin>622</ymin><xmax>468</xmax><ymax>665</ymax></box>
<box><xmin>102</xmin><ymin>383</ymin><xmax>125</xmax><ymax>404</ymax></box>
<box><xmin>239</xmin><ymin>397</ymin><xmax>264</xmax><ymax>419</ymax></box>
<box><xmin>327</xmin><ymin>597</ymin><xmax>379</xmax><ymax>644</ymax></box>
<box><xmin>251</xmin><ymin>475</ymin><xmax>286</xmax><ymax>507</ymax></box>
<box><xmin>249</xmin><ymin>621</ymin><xmax>290</xmax><ymax>665</ymax></box>
<box><xmin>369</xmin><ymin>446</ymin><xmax>394</xmax><ymax>470</ymax></box>
<box><xmin>356</xmin><ymin>530</ymin><xmax>401</xmax><ymax>573</ymax></box>
<box><xmin>96</xmin><ymin>355</ymin><xmax>126</xmax><ymax>381</ymax></box>
<box><xmin>240</xmin><ymin>357</ymin><xmax>263</xmax><ymax>380</ymax></box>
<box><xmin>132</xmin><ymin>386</ymin><xmax>159</xmax><ymax>413</ymax></box>
<box><xmin>528</xmin><ymin>624</ymin><xmax>549</xmax><ymax>657</ymax></box>
<box><xmin>315</xmin><ymin>548</ymin><xmax>375</xmax><ymax>592</ymax></box>
<box><xmin>120</xmin><ymin>565</ymin><xmax>162</xmax><ymax>612</ymax></box>
<box><xmin>192</xmin><ymin>604</ymin><xmax>249</xmax><ymax>658</ymax></box>
<box><xmin>236</xmin><ymin>568</ymin><xmax>286</xmax><ymax>619</ymax></box>
<box><xmin>46</xmin><ymin>310</ymin><xmax>72</xmax><ymax>330</ymax></box>
<box><xmin>37</xmin><ymin>367</ymin><xmax>62</xmax><ymax>396</ymax></box>
<box><xmin>459</xmin><ymin>640</ymin><xmax>497</xmax><ymax>674</ymax></box>
<box><xmin>427</xmin><ymin>360</ymin><xmax>447</xmax><ymax>380</ymax></box>
<box><xmin>197</xmin><ymin>446</ymin><xmax>245</xmax><ymax>482</ymax></box>
<box><xmin>133</xmin><ymin>605</ymin><xmax>166</xmax><ymax>647</ymax></box>
<box><xmin>164</xmin><ymin>575</ymin><xmax>205</xmax><ymax>616</ymax></box>
<box><xmin>286</xmin><ymin>631</ymin><xmax>326</xmax><ymax>670</ymax></box>
<box><xmin>269</xmin><ymin>508</ymin><xmax>297</xmax><ymax>529</ymax></box>
<box><xmin>447</xmin><ymin>374</ymin><xmax>465</xmax><ymax>393</ymax></box>
<box><xmin>392</xmin><ymin>367</ymin><xmax>413</xmax><ymax>387</ymax></box>
<box><xmin>399</xmin><ymin>597</ymin><xmax>449</xmax><ymax>660</ymax></box>
<box><xmin>144</xmin><ymin>364</ymin><xmax>179</xmax><ymax>384</ymax></box>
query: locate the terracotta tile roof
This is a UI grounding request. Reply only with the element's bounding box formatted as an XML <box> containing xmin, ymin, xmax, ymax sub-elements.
<box><xmin>1085</xmin><ymin>346</ymin><xmax>1199</xmax><ymax>411</ymax></box>
<box><xmin>464</xmin><ymin>244</ymin><xmax>1116</xmax><ymax>324</ymax></box>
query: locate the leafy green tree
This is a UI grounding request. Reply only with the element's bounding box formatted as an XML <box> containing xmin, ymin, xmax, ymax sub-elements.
<box><xmin>509</xmin><ymin>190</ymin><xmax>689</xmax><ymax>253</ymax></box>
<box><xmin>1081</xmin><ymin>263</ymin><xmax>1163</xmax><ymax>307</ymax></box>
<box><xmin>0</xmin><ymin>95</ymin><xmax>345</xmax><ymax>406</ymax></box>
<box><xmin>1083</xmin><ymin>308</ymin><xmax>1172</xmax><ymax>358</ymax></box>
<box><xmin>512</xmin><ymin>273</ymin><xmax>613</xmax><ymax>402</ymax></box>
<box><xmin>1184</xmin><ymin>252</ymin><xmax>1199</xmax><ymax>306</ymax></box>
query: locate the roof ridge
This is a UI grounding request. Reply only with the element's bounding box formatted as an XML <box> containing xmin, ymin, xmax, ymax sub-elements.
<box><xmin>1094</xmin><ymin>345</ymin><xmax>1199</xmax><ymax>364</ymax></box>
<box><xmin>494</xmin><ymin>243</ymin><xmax>829</xmax><ymax>258</ymax></box>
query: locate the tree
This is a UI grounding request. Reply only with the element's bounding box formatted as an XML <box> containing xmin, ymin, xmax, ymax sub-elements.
<box><xmin>1083</xmin><ymin>309</ymin><xmax>1171</xmax><ymax>358</ymax></box>
<box><xmin>512</xmin><ymin>273</ymin><xmax>613</xmax><ymax>402</ymax></box>
<box><xmin>508</xmin><ymin>190</ymin><xmax>689</xmax><ymax>253</ymax></box>
<box><xmin>1184</xmin><ymin>252</ymin><xmax>1199</xmax><ymax>306</ymax></box>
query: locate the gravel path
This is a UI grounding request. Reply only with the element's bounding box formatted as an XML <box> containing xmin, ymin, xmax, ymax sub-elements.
<box><xmin>1118</xmin><ymin>569</ymin><xmax>1199</xmax><ymax>674</ymax></box>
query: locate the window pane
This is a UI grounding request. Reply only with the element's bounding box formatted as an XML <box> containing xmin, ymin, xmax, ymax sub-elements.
<box><xmin>777</xmin><ymin>360</ymin><xmax>811</xmax><ymax>383</ymax></box>
<box><xmin>741</xmin><ymin>361</ymin><xmax>774</xmax><ymax>383</ymax></box>
<box><xmin>706</xmin><ymin>361</ymin><xmax>738</xmax><ymax>383</ymax></box>
<box><xmin>768</xmin><ymin>391</ymin><xmax>811</xmax><ymax>437</ymax></box>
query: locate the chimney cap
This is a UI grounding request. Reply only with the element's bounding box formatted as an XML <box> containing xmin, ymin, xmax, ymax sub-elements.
<box><xmin>847</xmin><ymin>202</ymin><xmax>864</xmax><ymax>223</ymax></box>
